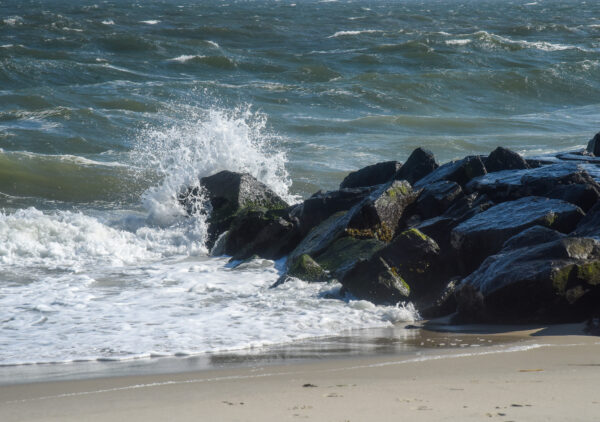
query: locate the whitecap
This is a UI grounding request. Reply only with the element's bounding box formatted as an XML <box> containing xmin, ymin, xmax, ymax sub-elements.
<box><xmin>168</xmin><ymin>54</ymin><xmax>204</xmax><ymax>63</ymax></box>
<box><xmin>102</xmin><ymin>19</ymin><xmax>115</xmax><ymax>25</ymax></box>
<box><xmin>328</xmin><ymin>29</ymin><xmax>383</xmax><ymax>38</ymax></box>
<box><xmin>140</xmin><ymin>20</ymin><xmax>160</xmax><ymax>25</ymax></box>
<box><xmin>206</xmin><ymin>40</ymin><xmax>220</xmax><ymax>48</ymax></box>
<box><xmin>445</xmin><ymin>39</ymin><xmax>472</xmax><ymax>46</ymax></box>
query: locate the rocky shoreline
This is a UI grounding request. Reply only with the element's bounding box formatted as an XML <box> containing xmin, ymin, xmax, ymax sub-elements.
<box><xmin>180</xmin><ymin>132</ymin><xmax>600</xmax><ymax>324</ymax></box>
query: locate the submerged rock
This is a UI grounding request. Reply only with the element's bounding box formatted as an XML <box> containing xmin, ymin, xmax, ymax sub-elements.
<box><xmin>395</xmin><ymin>147</ymin><xmax>439</xmax><ymax>184</ymax></box>
<box><xmin>288</xmin><ymin>254</ymin><xmax>329</xmax><ymax>282</ymax></box>
<box><xmin>451</xmin><ymin>196</ymin><xmax>584</xmax><ymax>274</ymax></box>
<box><xmin>456</xmin><ymin>230</ymin><xmax>600</xmax><ymax>322</ymax></box>
<box><xmin>340</xmin><ymin>161</ymin><xmax>402</xmax><ymax>189</ymax></box>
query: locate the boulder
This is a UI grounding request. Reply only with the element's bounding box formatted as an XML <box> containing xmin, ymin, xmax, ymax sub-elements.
<box><xmin>586</xmin><ymin>132</ymin><xmax>600</xmax><ymax>156</ymax></box>
<box><xmin>340</xmin><ymin>229</ymin><xmax>444</xmax><ymax>305</ymax></box>
<box><xmin>291</xmin><ymin>186</ymin><xmax>377</xmax><ymax>236</ymax></box>
<box><xmin>314</xmin><ymin>236</ymin><xmax>385</xmax><ymax>279</ymax></box>
<box><xmin>288</xmin><ymin>254</ymin><xmax>329</xmax><ymax>282</ymax></box>
<box><xmin>341</xmin><ymin>257</ymin><xmax>410</xmax><ymax>305</ymax></box>
<box><xmin>287</xmin><ymin>181</ymin><xmax>417</xmax><ymax>273</ymax></box>
<box><xmin>485</xmin><ymin>147</ymin><xmax>529</xmax><ymax>173</ymax></box>
<box><xmin>451</xmin><ymin>196</ymin><xmax>584</xmax><ymax>274</ymax></box>
<box><xmin>223</xmin><ymin>208</ymin><xmax>301</xmax><ymax>261</ymax></box>
<box><xmin>573</xmin><ymin>201</ymin><xmax>600</xmax><ymax>238</ymax></box>
<box><xmin>179</xmin><ymin>170</ymin><xmax>288</xmax><ymax>247</ymax></box>
<box><xmin>395</xmin><ymin>147</ymin><xmax>439</xmax><ymax>184</ymax></box>
<box><xmin>347</xmin><ymin>180</ymin><xmax>418</xmax><ymax>238</ymax></box>
<box><xmin>340</xmin><ymin>161</ymin><xmax>402</xmax><ymax>189</ymax></box>
<box><xmin>412</xmin><ymin>180</ymin><xmax>464</xmax><ymax>220</ymax></box>
<box><xmin>414</xmin><ymin>155</ymin><xmax>487</xmax><ymax>189</ymax></box>
<box><xmin>466</xmin><ymin>163</ymin><xmax>600</xmax><ymax>211</ymax></box>
<box><xmin>456</xmin><ymin>232</ymin><xmax>600</xmax><ymax>322</ymax></box>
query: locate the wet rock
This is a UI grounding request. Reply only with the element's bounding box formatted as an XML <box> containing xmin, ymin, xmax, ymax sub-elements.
<box><xmin>180</xmin><ymin>170</ymin><xmax>288</xmax><ymax>247</ymax></box>
<box><xmin>586</xmin><ymin>132</ymin><xmax>600</xmax><ymax>156</ymax></box>
<box><xmin>395</xmin><ymin>147</ymin><xmax>439</xmax><ymax>184</ymax></box>
<box><xmin>466</xmin><ymin>163</ymin><xmax>600</xmax><ymax>211</ymax></box>
<box><xmin>485</xmin><ymin>147</ymin><xmax>529</xmax><ymax>173</ymax></box>
<box><xmin>451</xmin><ymin>196</ymin><xmax>584</xmax><ymax>274</ymax></box>
<box><xmin>313</xmin><ymin>236</ymin><xmax>385</xmax><ymax>279</ymax></box>
<box><xmin>412</xmin><ymin>180</ymin><xmax>464</xmax><ymax>220</ymax></box>
<box><xmin>340</xmin><ymin>161</ymin><xmax>402</xmax><ymax>189</ymax></box>
<box><xmin>224</xmin><ymin>208</ymin><xmax>301</xmax><ymax>261</ymax></box>
<box><xmin>341</xmin><ymin>257</ymin><xmax>410</xmax><ymax>305</ymax></box>
<box><xmin>288</xmin><ymin>254</ymin><xmax>329</xmax><ymax>282</ymax></box>
<box><xmin>291</xmin><ymin>186</ymin><xmax>377</xmax><ymax>236</ymax></box>
<box><xmin>501</xmin><ymin>225</ymin><xmax>565</xmax><ymax>251</ymax></box>
<box><xmin>414</xmin><ymin>155</ymin><xmax>487</xmax><ymax>189</ymax></box>
<box><xmin>420</xmin><ymin>278</ymin><xmax>460</xmax><ymax>319</ymax></box>
<box><xmin>573</xmin><ymin>201</ymin><xmax>600</xmax><ymax>238</ymax></box>
<box><xmin>347</xmin><ymin>180</ymin><xmax>418</xmax><ymax>238</ymax></box>
<box><xmin>287</xmin><ymin>181</ymin><xmax>417</xmax><ymax>273</ymax></box>
<box><xmin>340</xmin><ymin>228</ymin><xmax>443</xmax><ymax>304</ymax></box>
<box><xmin>456</xmin><ymin>234</ymin><xmax>600</xmax><ymax>322</ymax></box>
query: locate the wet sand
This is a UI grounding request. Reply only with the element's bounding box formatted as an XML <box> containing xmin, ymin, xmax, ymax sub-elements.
<box><xmin>2</xmin><ymin>323</ymin><xmax>599</xmax><ymax>421</ymax></box>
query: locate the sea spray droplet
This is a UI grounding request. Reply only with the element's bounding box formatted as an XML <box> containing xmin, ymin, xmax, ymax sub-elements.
<box><xmin>131</xmin><ymin>105</ymin><xmax>297</xmax><ymax>231</ymax></box>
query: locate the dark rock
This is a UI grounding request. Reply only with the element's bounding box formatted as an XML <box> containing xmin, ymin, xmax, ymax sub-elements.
<box><xmin>340</xmin><ymin>161</ymin><xmax>402</xmax><ymax>189</ymax></box>
<box><xmin>573</xmin><ymin>201</ymin><xmax>600</xmax><ymax>238</ymax></box>
<box><xmin>291</xmin><ymin>186</ymin><xmax>377</xmax><ymax>237</ymax></box>
<box><xmin>586</xmin><ymin>132</ymin><xmax>600</xmax><ymax>156</ymax></box>
<box><xmin>340</xmin><ymin>228</ymin><xmax>443</xmax><ymax>304</ymax></box>
<box><xmin>466</xmin><ymin>163</ymin><xmax>600</xmax><ymax>211</ymax></box>
<box><xmin>501</xmin><ymin>225</ymin><xmax>565</xmax><ymax>251</ymax></box>
<box><xmin>412</xmin><ymin>180</ymin><xmax>464</xmax><ymax>220</ymax></box>
<box><xmin>341</xmin><ymin>256</ymin><xmax>410</xmax><ymax>305</ymax></box>
<box><xmin>485</xmin><ymin>147</ymin><xmax>529</xmax><ymax>173</ymax></box>
<box><xmin>288</xmin><ymin>254</ymin><xmax>329</xmax><ymax>282</ymax></box>
<box><xmin>451</xmin><ymin>196</ymin><xmax>584</xmax><ymax>274</ymax></box>
<box><xmin>395</xmin><ymin>147</ymin><xmax>439</xmax><ymax>184</ymax></box>
<box><xmin>414</xmin><ymin>155</ymin><xmax>487</xmax><ymax>189</ymax></box>
<box><xmin>224</xmin><ymin>208</ymin><xmax>301</xmax><ymax>261</ymax></box>
<box><xmin>456</xmin><ymin>235</ymin><xmax>600</xmax><ymax>323</ymax></box>
<box><xmin>314</xmin><ymin>236</ymin><xmax>385</xmax><ymax>279</ymax></box>
<box><xmin>347</xmin><ymin>180</ymin><xmax>418</xmax><ymax>238</ymax></box>
<box><xmin>420</xmin><ymin>278</ymin><xmax>460</xmax><ymax>319</ymax></box>
<box><xmin>180</xmin><ymin>171</ymin><xmax>288</xmax><ymax>247</ymax></box>
<box><xmin>287</xmin><ymin>181</ymin><xmax>417</xmax><ymax>274</ymax></box>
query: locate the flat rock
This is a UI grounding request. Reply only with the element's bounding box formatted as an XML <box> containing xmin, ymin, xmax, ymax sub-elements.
<box><xmin>466</xmin><ymin>162</ymin><xmax>600</xmax><ymax>211</ymax></box>
<box><xmin>451</xmin><ymin>196</ymin><xmax>584</xmax><ymax>274</ymax></box>
<box><xmin>340</xmin><ymin>161</ymin><xmax>402</xmax><ymax>189</ymax></box>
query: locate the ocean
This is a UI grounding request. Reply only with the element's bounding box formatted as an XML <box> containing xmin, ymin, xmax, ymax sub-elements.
<box><xmin>1</xmin><ymin>0</ymin><xmax>599</xmax><ymax>370</ymax></box>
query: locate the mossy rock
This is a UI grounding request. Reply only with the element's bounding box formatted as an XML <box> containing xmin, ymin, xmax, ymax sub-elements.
<box><xmin>288</xmin><ymin>254</ymin><xmax>329</xmax><ymax>282</ymax></box>
<box><xmin>314</xmin><ymin>236</ymin><xmax>385</xmax><ymax>278</ymax></box>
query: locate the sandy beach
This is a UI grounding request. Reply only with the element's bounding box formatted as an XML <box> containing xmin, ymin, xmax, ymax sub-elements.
<box><xmin>2</xmin><ymin>324</ymin><xmax>598</xmax><ymax>422</ymax></box>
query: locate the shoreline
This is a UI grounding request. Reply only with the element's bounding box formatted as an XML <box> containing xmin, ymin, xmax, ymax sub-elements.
<box><xmin>2</xmin><ymin>323</ymin><xmax>598</xmax><ymax>421</ymax></box>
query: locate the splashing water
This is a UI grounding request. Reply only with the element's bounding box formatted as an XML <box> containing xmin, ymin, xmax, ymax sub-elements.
<box><xmin>132</xmin><ymin>105</ymin><xmax>296</xmax><ymax>229</ymax></box>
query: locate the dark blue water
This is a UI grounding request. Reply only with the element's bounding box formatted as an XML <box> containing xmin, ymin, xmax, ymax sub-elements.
<box><xmin>1</xmin><ymin>0</ymin><xmax>599</xmax><ymax>367</ymax></box>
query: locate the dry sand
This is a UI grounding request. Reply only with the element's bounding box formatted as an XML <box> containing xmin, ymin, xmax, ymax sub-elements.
<box><xmin>2</xmin><ymin>324</ymin><xmax>599</xmax><ymax>421</ymax></box>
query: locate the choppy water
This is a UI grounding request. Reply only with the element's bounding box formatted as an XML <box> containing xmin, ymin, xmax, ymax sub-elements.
<box><xmin>1</xmin><ymin>0</ymin><xmax>599</xmax><ymax>366</ymax></box>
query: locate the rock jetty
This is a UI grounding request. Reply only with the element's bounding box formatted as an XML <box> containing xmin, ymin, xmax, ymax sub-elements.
<box><xmin>181</xmin><ymin>132</ymin><xmax>600</xmax><ymax>324</ymax></box>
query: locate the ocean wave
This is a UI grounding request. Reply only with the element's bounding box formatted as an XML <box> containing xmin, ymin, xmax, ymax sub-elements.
<box><xmin>131</xmin><ymin>104</ymin><xmax>296</xmax><ymax>226</ymax></box>
<box><xmin>474</xmin><ymin>30</ymin><xmax>585</xmax><ymax>52</ymax></box>
<box><xmin>168</xmin><ymin>54</ymin><xmax>236</xmax><ymax>69</ymax></box>
<box><xmin>101</xmin><ymin>19</ymin><xmax>115</xmax><ymax>25</ymax></box>
<box><xmin>140</xmin><ymin>20</ymin><xmax>160</xmax><ymax>25</ymax></box>
<box><xmin>445</xmin><ymin>39</ymin><xmax>472</xmax><ymax>46</ymax></box>
<box><xmin>328</xmin><ymin>29</ymin><xmax>383</xmax><ymax>38</ymax></box>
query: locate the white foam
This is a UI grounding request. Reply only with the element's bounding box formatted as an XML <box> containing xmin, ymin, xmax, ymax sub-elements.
<box><xmin>132</xmin><ymin>105</ymin><xmax>297</xmax><ymax>226</ymax></box>
<box><xmin>206</xmin><ymin>40</ymin><xmax>220</xmax><ymax>48</ymax></box>
<box><xmin>101</xmin><ymin>19</ymin><xmax>115</xmax><ymax>25</ymax></box>
<box><xmin>474</xmin><ymin>30</ymin><xmax>582</xmax><ymax>52</ymax></box>
<box><xmin>445</xmin><ymin>39</ymin><xmax>472</xmax><ymax>46</ymax></box>
<box><xmin>328</xmin><ymin>29</ymin><xmax>383</xmax><ymax>38</ymax></box>
<box><xmin>3</xmin><ymin>16</ymin><xmax>23</xmax><ymax>26</ymax></box>
<box><xmin>140</xmin><ymin>20</ymin><xmax>160</xmax><ymax>25</ymax></box>
<box><xmin>169</xmin><ymin>54</ymin><xmax>204</xmax><ymax>63</ymax></box>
